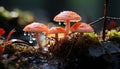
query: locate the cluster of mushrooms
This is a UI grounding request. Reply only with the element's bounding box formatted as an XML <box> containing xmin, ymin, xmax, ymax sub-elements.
<box><xmin>23</xmin><ymin>11</ymin><xmax>94</xmax><ymax>50</ymax></box>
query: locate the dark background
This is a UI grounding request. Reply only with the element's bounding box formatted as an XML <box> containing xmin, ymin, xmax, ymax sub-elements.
<box><xmin>0</xmin><ymin>0</ymin><xmax>120</xmax><ymax>37</ymax></box>
<box><xmin>0</xmin><ymin>0</ymin><xmax>106</xmax><ymax>22</ymax></box>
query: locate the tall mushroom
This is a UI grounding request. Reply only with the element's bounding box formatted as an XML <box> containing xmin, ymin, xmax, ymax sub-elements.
<box><xmin>47</xmin><ymin>27</ymin><xmax>66</xmax><ymax>42</ymax></box>
<box><xmin>23</xmin><ymin>22</ymin><xmax>49</xmax><ymax>48</ymax></box>
<box><xmin>54</xmin><ymin>11</ymin><xmax>81</xmax><ymax>35</ymax></box>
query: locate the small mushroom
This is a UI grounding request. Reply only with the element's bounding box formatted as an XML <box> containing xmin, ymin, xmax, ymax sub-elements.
<box><xmin>23</xmin><ymin>22</ymin><xmax>49</xmax><ymax>48</ymax></box>
<box><xmin>54</xmin><ymin>11</ymin><xmax>81</xmax><ymax>35</ymax></box>
<box><xmin>47</xmin><ymin>27</ymin><xmax>66</xmax><ymax>42</ymax></box>
<box><xmin>71</xmin><ymin>22</ymin><xmax>94</xmax><ymax>33</ymax></box>
<box><xmin>71</xmin><ymin>22</ymin><xmax>94</xmax><ymax>46</ymax></box>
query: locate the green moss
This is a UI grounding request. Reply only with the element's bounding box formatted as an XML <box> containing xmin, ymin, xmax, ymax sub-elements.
<box><xmin>106</xmin><ymin>30</ymin><xmax>120</xmax><ymax>43</ymax></box>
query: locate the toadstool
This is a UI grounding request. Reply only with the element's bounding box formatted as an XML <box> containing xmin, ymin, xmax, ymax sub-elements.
<box><xmin>71</xmin><ymin>22</ymin><xmax>94</xmax><ymax>33</ymax></box>
<box><xmin>54</xmin><ymin>11</ymin><xmax>81</xmax><ymax>35</ymax></box>
<box><xmin>71</xmin><ymin>22</ymin><xmax>94</xmax><ymax>46</ymax></box>
<box><xmin>23</xmin><ymin>22</ymin><xmax>49</xmax><ymax>48</ymax></box>
<box><xmin>47</xmin><ymin>27</ymin><xmax>66</xmax><ymax>42</ymax></box>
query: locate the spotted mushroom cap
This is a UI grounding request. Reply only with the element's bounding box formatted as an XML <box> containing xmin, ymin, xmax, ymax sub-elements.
<box><xmin>54</xmin><ymin>11</ymin><xmax>81</xmax><ymax>22</ymax></box>
<box><xmin>23</xmin><ymin>22</ymin><xmax>49</xmax><ymax>33</ymax></box>
<box><xmin>71</xmin><ymin>22</ymin><xmax>94</xmax><ymax>33</ymax></box>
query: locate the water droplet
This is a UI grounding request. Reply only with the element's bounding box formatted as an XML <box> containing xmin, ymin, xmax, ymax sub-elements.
<box><xmin>29</xmin><ymin>40</ymin><xmax>33</xmax><ymax>43</ymax></box>
<box><xmin>24</xmin><ymin>32</ymin><xmax>27</xmax><ymax>36</ymax></box>
<box><xmin>30</xmin><ymin>35</ymin><xmax>32</xmax><ymax>39</ymax></box>
<box><xmin>28</xmin><ymin>33</ymin><xmax>30</xmax><ymax>36</ymax></box>
<box><xmin>51</xmin><ymin>40</ymin><xmax>54</xmax><ymax>43</ymax></box>
<box><xmin>32</xmin><ymin>37</ymin><xmax>36</xmax><ymax>40</ymax></box>
<box><xmin>31</xmin><ymin>33</ymin><xmax>35</xmax><ymax>36</ymax></box>
<box><xmin>43</xmin><ymin>47</ymin><xmax>48</xmax><ymax>51</ymax></box>
<box><xmin>59</xmin><ymin>22</ymin><xmax>61</xmax><ymax>25</ymax></box>
<box><xmin>47</xmin><ymin>44</ymin><xmax>50</xmax><ymax>47</ymax></box>
<box><xmin>75</xmin><ymin>32</ymin><xmax>77</xmax><ymax>35</ymax></box>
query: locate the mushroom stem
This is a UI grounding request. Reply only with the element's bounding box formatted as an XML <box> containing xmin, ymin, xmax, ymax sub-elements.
<box><xmin>55</xmin><ymin>33</ymin><xmax>58</xmax><ymax>42</ymax></box>
<box><xmin>65</xmin><ymin>20</ymin><xmax>70</xmax><ymax>35</ymax></box>
<box><xmin>35</xmin><ymin>32</ymin><xmax>42</xmax><ymax>48</ymax></box>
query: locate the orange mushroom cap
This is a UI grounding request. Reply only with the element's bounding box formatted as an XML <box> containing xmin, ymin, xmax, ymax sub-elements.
<box><xmin>23</xmin><ymin>22</ymin><xmax>49</xmax><ymax>33</ymax></box>
<box><xmin>71</xmin><ymin>22</ymin><xmax>94</xmax><ymax>33</ymax></box>
<box><xmin>54</xmin><ymin>11</ymin><xmax>81</xmax><ymax>22</ymax></box>
<box><xmin>48</xmin><ymin>27</ymin><xmax>66</xmax><ymax>34</ymax></box>
<box><xmin>47</xmin><ymin>27</ymin><xmax>66</xmax><ymax>38</ymax></box>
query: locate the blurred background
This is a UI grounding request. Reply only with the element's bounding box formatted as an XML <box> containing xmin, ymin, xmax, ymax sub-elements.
<box><xmin>0</xmin><ymin>0</ymin><xmax>120</xmax><ymax>40</ymax></box>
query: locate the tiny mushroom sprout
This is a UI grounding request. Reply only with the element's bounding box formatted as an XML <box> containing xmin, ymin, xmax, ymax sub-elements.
<box><xmin>54</xmin><ymin>11</ymin><xmax>81</xmax><ymax>35</ymax></box>
<box><xmin>23</xmin><ymin>22</ymin><xmax>49</xmax><ymax>49</ymax></box>
<box><xmin>47</xmin><ymin>27</ymin><xmax>66</xmax><ymax>42</ymax></box>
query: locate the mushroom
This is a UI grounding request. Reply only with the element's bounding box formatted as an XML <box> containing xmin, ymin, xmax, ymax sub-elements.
<box><xmin>54</xmin><ymin>11</ymin><xmax>81</xmax><ymax>35</ymax></box>
<box><xmin>47</xmin><ymin>27</ymin><xmax>66</xmax><ymax>42</ymax></box>
<box><xmin>23</xmin><ymin>22</ymin><xmax>49</xmax><ymax>48</ymax></box>
<box><xmin>71</xmin><ymin>22</ymin><xmax>94</xmax><ymax>33</ymax></box>
<box><xmin>71</xmin><ymin>22</ymin><xmax>94</xmax><ymax>46</ymax></box>
<box><xmin>71</xmin><ymin>22</ymin><xmax>94</xmax><ymax>39</ymax></box>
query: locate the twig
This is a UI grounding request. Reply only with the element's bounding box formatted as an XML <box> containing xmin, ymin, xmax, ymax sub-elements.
<box><xmin>89</xmin><ymin>17</ymin><xmax>104</xmax><ymax>25</ymax></box>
